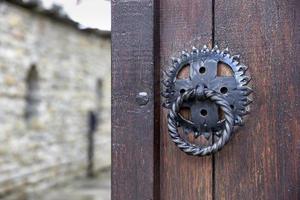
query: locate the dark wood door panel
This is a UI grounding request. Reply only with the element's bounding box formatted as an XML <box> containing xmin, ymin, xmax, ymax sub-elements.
<box><xmin>111</xmin><ymin>1</ymin><xmax>157</xmax><ymax>200</ymax></box>
<box><xmin>214</xmin><ymin>0</ymin><xmax>300</xmax><ymax>199</ymax></box>
<box><xmin>112</xmin><ymin>1</ymin><xmax>300</xmax><ymax>199</ymax></box>
<box><xmin>159</xmin><ymin>1</ymin><xmax>213</xmax><ymax>199</ymax></box>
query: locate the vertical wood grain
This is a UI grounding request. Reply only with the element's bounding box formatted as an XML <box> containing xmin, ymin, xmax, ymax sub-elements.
<box><xmin>111</xmin><ymin>1</ymin><xmax>158</xmax><ymax>199</ymax></box>
<box><xmin>214</xmin><ymin>0</ymin><xmax>300</xmax><ymax>199</ymax></box>
<box><xmin>159</xmin><ymin>1</ymin><xmax>213</xmax><ymax>199</ymax></box>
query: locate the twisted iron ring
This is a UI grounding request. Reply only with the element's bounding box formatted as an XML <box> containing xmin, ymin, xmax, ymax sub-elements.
<box><xmin>168</xmin><ymin>88</ymin><xmax>235</xmax><ymax>156</ymax></box>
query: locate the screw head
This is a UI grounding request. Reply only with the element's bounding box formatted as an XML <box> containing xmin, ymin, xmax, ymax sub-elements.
<box><xmin>136</xmin><ymin>92</ymin><xmax>149</xmax><ymax>106</ymax></box>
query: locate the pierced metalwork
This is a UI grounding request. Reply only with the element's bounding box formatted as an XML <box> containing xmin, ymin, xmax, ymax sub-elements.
<box><xmin>161</xmin><ymin>45</ymin><xmax>252</xmax><ymax>156</ymax></box>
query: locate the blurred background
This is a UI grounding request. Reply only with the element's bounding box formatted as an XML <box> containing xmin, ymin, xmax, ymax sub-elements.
<box><xmin>0</xmin><ymin>0</ymin><xmax>111</xmax><ymax>199</ymax></box>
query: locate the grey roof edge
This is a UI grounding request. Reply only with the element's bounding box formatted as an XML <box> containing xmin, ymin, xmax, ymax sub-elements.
<box><xmin>3</xmin><ymin>0</ymin><xmax>111</xmax><ymax>38</ymax></box>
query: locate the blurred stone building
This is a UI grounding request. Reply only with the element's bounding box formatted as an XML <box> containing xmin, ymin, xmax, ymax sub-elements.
<box><xmin>0</xmin><ymin>1</ymin><xmax>111</xmax><ymax>199</ymax></box>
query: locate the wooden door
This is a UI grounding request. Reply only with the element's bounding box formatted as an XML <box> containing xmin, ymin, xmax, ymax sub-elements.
<box><xmin>112</xmin><ymin>1</ymin><xmax>300</xmax><ymax>200</ymax></box>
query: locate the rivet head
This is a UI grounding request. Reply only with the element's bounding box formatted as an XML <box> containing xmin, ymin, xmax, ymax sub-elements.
<box><xmin>136</xmin><ymin>92</ymin><xmax>149</xmax><ymax>106</ymax></box>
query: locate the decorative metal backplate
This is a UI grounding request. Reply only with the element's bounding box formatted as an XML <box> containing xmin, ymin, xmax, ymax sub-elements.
<box><xmin>162</xmin><ymin>45</ymin><xmax>252</xmax><ymax>156</ymax></box>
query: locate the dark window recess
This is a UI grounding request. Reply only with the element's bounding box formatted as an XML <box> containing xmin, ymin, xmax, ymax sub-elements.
<box><xmin>87</xmin><ymin>78</ymin><xmax>103</xmax><ymax>177</ymax></box>
<box><xmin>96</xmin><ymin>78</ymin><xmax>103</xmax><ymax>113</ymax></box>
<box><xmin>24</xmin><ymin>64</ymin><xmax>40</xmax><ymax>121</ymax></box>
<box><xmin>87</xmin><ymin>110</ymin><xmax>98</xmax><ymax>177</ymax></box>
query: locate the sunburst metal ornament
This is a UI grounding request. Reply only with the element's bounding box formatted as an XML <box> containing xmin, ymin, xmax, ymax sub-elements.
<box><xmin>161</xmin><ymin>45</ymin><xmax>253</xmax><ymax>156</ymax></box>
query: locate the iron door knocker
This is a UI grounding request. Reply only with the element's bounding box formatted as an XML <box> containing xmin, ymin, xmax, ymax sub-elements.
<box><xmin>161</xmin><ymin>45</ymin><xmax>252</xmax><ymax>156</ymax></box>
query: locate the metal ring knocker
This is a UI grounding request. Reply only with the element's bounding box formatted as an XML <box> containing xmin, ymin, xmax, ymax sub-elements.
<box><xmin>168</xmin><ymin>87</ymin><xmax>234</xmax><ymax>156</ymax></box>
<box><xmin>162</xmin><ymin>45</ymin><xmax>252</xmax><ymax>156</ymax></box>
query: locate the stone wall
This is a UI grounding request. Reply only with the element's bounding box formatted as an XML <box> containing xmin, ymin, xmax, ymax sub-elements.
<box><xmin>0</xmin><ymin>2</ymin><xmax>111</xmax><ymax>199</ymax></box>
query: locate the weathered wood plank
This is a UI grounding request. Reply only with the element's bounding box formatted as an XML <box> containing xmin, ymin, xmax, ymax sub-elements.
<box><xmin>214</xmin><ymin>0</ymin><xmax>300</xmax><ymax>199</ymax></box>
<box><xmin>159</xmin><ymin>1</ymin><xmax>213</xmax><ymax>199</ymax></box>
<box><xmin>111</xmin><ymin>1</ymin><xmax>158</xmax><ymax>200</ymax></box>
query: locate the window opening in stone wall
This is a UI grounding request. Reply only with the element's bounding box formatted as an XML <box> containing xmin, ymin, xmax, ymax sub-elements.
<box><xmin>24</xmin><ymin>64</ymin><xmax>40</xmax><ymax>122</ymax></box>
<box><xmin>96</xmin><ymin>78</ymin><xmax>103</xmax><ymax>113</ymax></box>
<box><xmin>87</xmin><ymin>78</ymin><xmax>103</xmax><ymax>177</ymax></box>
<box><xmin>87</xmin><ymin>110</ymin><xmax>98</xmax><ymax>177</ymax></box>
